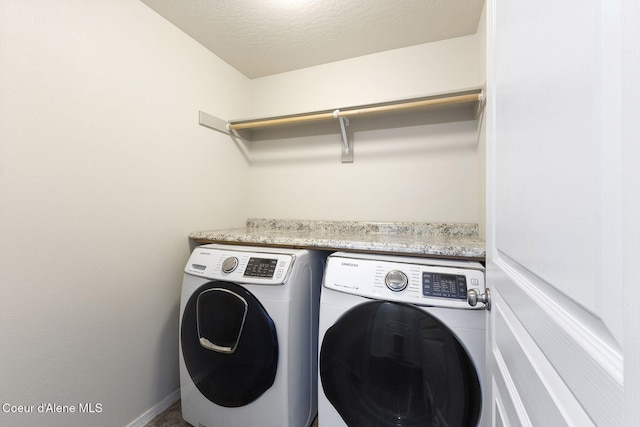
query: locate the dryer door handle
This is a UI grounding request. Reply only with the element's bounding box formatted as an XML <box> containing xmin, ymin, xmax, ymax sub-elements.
<box><xmin>467</xmin><ymin>288</ymin><xmax>491</xmax><ymax>310</ymax></box>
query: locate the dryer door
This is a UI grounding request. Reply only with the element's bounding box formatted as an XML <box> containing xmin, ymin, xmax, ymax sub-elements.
<box><xmin>320</xmin><ymin>301</ymin><xmax>481</xmax><ymax>426</ymax></box>
<box><xmin>181</xmin><ymin>281</ymin><xmax>278</xmax><ymax>407</ymax></box>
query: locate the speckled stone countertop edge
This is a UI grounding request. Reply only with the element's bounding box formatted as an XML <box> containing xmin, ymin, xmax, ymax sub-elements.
<box><xmin>189</xmin><ymin>219</ymin><xmax>486</xmax><ymax>260</ymax></box>
<box><xmin>245</xmin><ymin>218</ymin><xmax>480</xmax><ymax>237</ymax></box>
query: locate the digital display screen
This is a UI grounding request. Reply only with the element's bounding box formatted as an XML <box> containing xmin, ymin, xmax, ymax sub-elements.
<box><xmin>244</xmin><ymin>258</ymin><xmax>278</xmax><ymax>278</ymax></box>
<box><xmin>422</xmin><ymin>272</ymin><xmax>467</xmax><ymax>300</ymax></box>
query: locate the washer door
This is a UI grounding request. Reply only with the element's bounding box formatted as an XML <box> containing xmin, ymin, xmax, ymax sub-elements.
<box><xmin>181</xmin><ymin>281</ymin><xmax>278</xmax><ymax>407</ymax></box>
<box><xmin>320</xmin><ymin>301</ymin><xmax>481</xmax><ymax>426</ymax></box>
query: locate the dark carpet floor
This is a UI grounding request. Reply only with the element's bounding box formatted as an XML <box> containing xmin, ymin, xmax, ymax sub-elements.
<box><xmin>144</xmin><ymin>400</ymin><xmax>189</xmax><ymax>426</ymax></box>
<box><xmin>145</xmin><ymin>400</ymin><xmax>319</xmax><ymax>426</ymax></box>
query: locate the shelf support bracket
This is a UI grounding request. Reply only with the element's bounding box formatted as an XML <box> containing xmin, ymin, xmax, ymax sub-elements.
<box><xmin>474</xmin><ymin>90</ymin><xmax>486</xmax><ymax>119</ymax></box>
<box><xmin>198</xmin><ymin>111</ymin><xmax>230</xmax><ymax>135</ymax></box>
<box><xmin>334</xmin><ymin>110</ymin><xmax>353</xmax><ymax>163</ymax></box>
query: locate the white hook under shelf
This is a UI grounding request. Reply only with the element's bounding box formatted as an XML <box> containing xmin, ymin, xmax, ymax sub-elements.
<box><xmin>334</xmin><ymin>110</ymin><xmax>353</xmax><ymax>163</ymax></box>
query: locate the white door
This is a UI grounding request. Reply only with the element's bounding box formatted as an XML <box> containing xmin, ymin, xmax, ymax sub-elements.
<box><xmin>485</xmin><ymin>1</ymin><xmax>640</xmax><ymax>426</ymax></box>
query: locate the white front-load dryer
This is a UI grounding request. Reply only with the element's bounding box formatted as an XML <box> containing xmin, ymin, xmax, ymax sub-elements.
<box><xmin>318</xmin><ymin>252</ymin><xmax>488</xmax><ymax>427</ymax></box>
<box><xmin>180</xmin><ymin>243</ymin><xmax>326</xmax><ymax>427</ymax></box>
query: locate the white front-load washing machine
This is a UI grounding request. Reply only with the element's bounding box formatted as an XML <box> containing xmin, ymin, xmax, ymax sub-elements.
<box><xmin>318</xmin><ymin>252</ymin><xmax>489</xmax><ymax>427</ymax></box>
<box><xmin>180</xmin><ymin>243</ymin><xmax>326</xmax><ymax>427</ymax></box>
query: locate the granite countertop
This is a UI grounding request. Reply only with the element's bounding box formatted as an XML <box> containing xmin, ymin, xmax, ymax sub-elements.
<box><xmin>189</xmin><ymin>219</ymin><xmax>486</xmax><ymax>261</ymax></box>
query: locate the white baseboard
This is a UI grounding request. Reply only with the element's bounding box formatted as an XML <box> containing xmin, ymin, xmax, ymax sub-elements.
<box><xmin>127</xmin><ymin>389</ymin><xmax>180</xmax><ymax>427</ymax></box>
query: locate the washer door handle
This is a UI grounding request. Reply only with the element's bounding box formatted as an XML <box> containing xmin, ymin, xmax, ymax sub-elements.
<box><xmin>199</xmin><ymin>337</ymin><xmax>235</xmax><ymax>353</ymax></box>
<box><xmin>197</xmin><ymin>288</ymin><xmax>248</xmax><ymax>354</ymax></box>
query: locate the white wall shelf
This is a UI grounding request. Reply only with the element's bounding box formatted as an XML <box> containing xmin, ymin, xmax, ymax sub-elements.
<box><xmin>199</xmin><ymin>87</ymin><xmax>485</xmax><ymax>163</ymax></box>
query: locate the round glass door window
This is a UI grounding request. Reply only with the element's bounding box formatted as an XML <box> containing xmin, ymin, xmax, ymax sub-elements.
<box><xmin>181</xmin><ymin>281</ymin><xmax>278</xmax><ymax>407</ymax></box>
<box><xmin>320</xmin><ymin>301</ymin><xmax>481</xmax><ymax>426</ymax></box>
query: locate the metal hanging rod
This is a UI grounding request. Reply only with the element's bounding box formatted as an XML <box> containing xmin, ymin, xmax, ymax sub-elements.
<box><xmin>226</xmin><ymin>92</ymin><xmax>483</xmax><ymax>131</ymax></box>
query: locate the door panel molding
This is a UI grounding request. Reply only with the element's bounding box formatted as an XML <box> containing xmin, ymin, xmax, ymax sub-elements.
<box><xmin>491</xmin><ymin>252</ymin><xmax>622</xmax><ymax>425</ymax></box>
<box><xmin>494</xmin><ymin>301</ymin><xmax>569</xmax><ymax>426</ymax></box>
<box><xmin>491</xmin><ymin>378</ymin><xmax>512</xmax><ymax>427</ymax></box>
<box><xmin>491</xmin><ymin>343</ymin><xmax>530</xmax><ymax>427</ymax></box>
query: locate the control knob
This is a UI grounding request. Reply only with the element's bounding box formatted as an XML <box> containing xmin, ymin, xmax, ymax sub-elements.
<box><xmin>222</xmin><ymin>257</ymin><xmax>239</xmax><ymax>274</ymax></box>
<box><xmin>385</xmin><ymin>270</ymin><xmax>408</xmax><ymax>292</ymax></box>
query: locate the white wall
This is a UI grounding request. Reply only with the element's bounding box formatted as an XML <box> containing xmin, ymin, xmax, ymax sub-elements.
<box><xmin>0</xmin><ymin>1</ymin><xmax>250</xmax><ymax>426</ymax></box>
<box><xmin>248</xmin><ymin>35</ymin><xmax>480</xmax><ymax>118</ymax></box>
<box><xmin>243</xmin><ymin>35</ymin><xmax>483</xmax><ymax>223</ymax></box>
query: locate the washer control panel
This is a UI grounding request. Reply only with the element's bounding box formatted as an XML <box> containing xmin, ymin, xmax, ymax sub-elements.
<box><xmin>323</xmin><ymin>252</ymin><xmax>486</xmax><ymax>309</ymax></box>
<box><xmin>422</xmin><ymin>272</ymin><xmax>469</xmax><ymax>299</ymax></box>
<box><xmin>185</xmin><ymin>247</ymin><xmax>295</xmax><ymax>285</ymax></box>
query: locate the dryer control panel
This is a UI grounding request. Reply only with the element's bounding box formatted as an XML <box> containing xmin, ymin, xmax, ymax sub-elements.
<box><xmin>185</xmin><ymin>246</ymin><xmax>295</xmax><ymax>285</ymax></box>
<box><xmin>323</xmin><ymin>252</ymin><xmax>486</xmax><ymax>309</ymax></box>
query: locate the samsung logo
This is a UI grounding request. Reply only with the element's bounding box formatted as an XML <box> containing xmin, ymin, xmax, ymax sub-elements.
<box><xmin>341</xmin><ymin>262</ymin><xmax>359</xmax><ymax>267</ymax></box>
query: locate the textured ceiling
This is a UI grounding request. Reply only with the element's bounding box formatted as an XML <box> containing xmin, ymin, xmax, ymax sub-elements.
<box><xmin>140</xmin><ymin>0</ymin><xmax>484</xmax><ymax>79</ymax></box>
